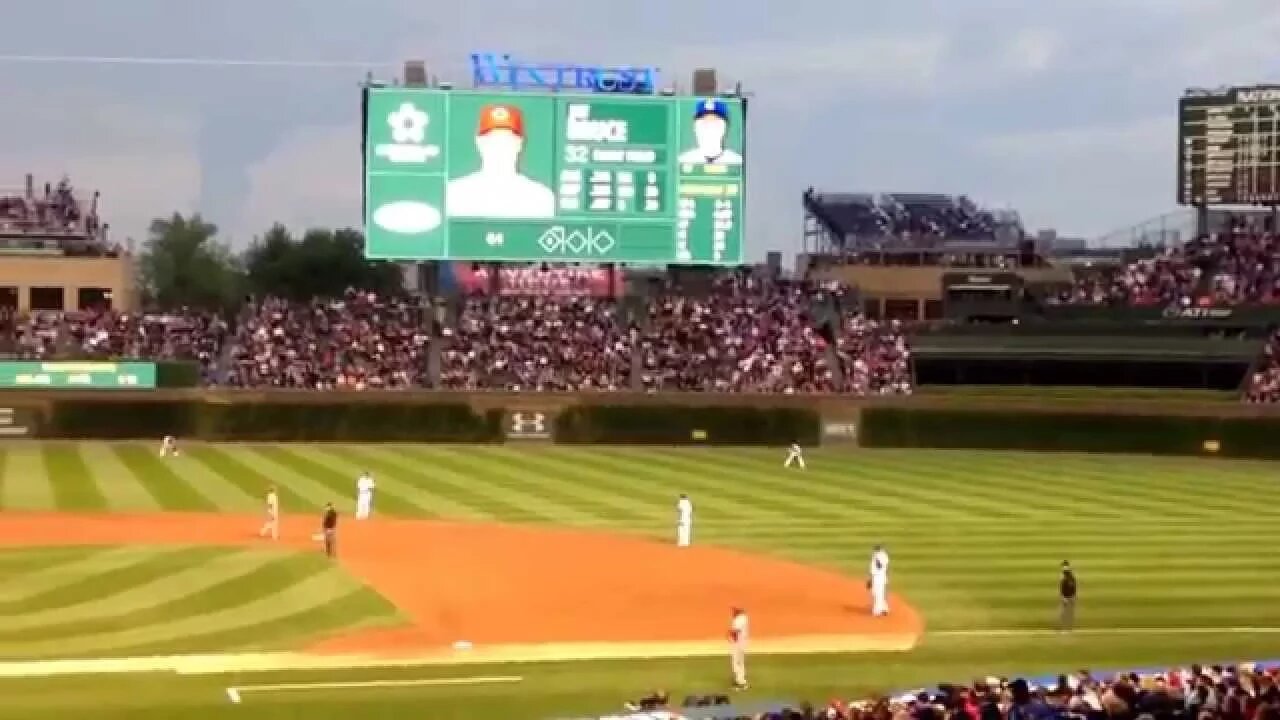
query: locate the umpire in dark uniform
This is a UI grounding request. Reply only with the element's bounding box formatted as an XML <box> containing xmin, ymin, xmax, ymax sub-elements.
<box><xmin>322</xmin><ymin>502</ymin><xmax>338</xmax><ymax>558</ymax></box>
<box><xmin>1059</xmin><ymin>561</ymin><xmax>1077</xmax><ymax>632</ymax></box>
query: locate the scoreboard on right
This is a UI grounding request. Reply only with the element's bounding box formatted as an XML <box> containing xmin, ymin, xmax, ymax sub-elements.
<box><xmin>1178</xmin><ymin>85</ymin><xmax>1280</xmax><ymax>206</ymax></box>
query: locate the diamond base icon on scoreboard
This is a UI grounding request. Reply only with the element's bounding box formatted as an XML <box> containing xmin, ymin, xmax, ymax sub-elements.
<box><xmin>537</xmin><ymin>226</ymin><xmax>617</xmax><ymax>256</ymax></box>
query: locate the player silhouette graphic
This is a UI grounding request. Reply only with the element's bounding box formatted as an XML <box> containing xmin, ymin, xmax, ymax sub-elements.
<box><xmin>446</xmin><ymin>104</ymin><xmax>556</xmax><ymax>219</ymax></box>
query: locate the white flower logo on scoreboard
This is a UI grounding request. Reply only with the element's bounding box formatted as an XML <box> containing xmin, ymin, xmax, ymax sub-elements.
<box><xmin>375</xmin><ymin>102</ymin><xmax>441</xmax><ymax>164</ymax></box>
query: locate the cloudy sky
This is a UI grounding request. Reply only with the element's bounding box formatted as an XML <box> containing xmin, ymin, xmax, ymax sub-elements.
<box><xmin>2</xmin><ymin>0</ymin><xmax>1277</xmax><ymax>259</ymax></box>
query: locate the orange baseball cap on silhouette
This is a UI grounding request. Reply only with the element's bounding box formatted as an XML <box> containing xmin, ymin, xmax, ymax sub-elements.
<box><xmin>478</xmin><ymin>104</ymin><xmax>524</xmax><ymax>137</ymax></box>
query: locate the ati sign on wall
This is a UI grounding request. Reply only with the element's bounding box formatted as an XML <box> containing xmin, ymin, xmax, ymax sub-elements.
<box><xmin>363</xmin><ymin>88</ymin><xmax>746</xmax><ymax>265</ymax></box>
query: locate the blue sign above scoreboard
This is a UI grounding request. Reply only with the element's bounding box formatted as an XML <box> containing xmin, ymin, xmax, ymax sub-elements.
<box><xmin>469</xmin><ymin>52</ymin><xmax>658</xmax><ymax>94</ymax></box>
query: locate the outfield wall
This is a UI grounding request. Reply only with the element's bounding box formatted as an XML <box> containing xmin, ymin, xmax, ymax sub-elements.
<box><xmin>1</xmin><ymin>390</ymin><xmax>1279</xmax><ymax>458</ymax></box>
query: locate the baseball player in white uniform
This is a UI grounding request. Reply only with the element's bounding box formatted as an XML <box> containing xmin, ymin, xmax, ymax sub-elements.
<box><xmin>678</xmin><ymin>99</ymin><xmax>743</xmax><ymax>166</ymax></box>
<box><xmin>355</xmin><ymin>471</ymin><xmax>376</xmax><ymax>520</ymax></box>
<box><xmin>159</xmin><ymin>435</ymin><xmax>179</xmax><ymax>457</ymax></box>
<box><xmin>729</xmin><ymin>607</ymin><xmax>749</xmax><ymax>690</ymax></box>
<box><xmin>676</xmin><ymin>494</ymin><xmax>693</xmax><ymax>547</ymax></box>
<box><xmin>259</xmin><ymin>486</ymin><xmax>279</xmax><ymax>540</ymax></box>
<box><xmin>784</xmin><ymin>443</ymin><xmax>806</xmax><ymax>469</ymax></box>
<box><xmin>446</xmin><ymin>103</ymin><xmax>556</xmax><ymax>219</ymax></box>
<box><xmin>869</xmin><ymin>544</ymin><xmax>890</xmax><ymax>616</ymax></box>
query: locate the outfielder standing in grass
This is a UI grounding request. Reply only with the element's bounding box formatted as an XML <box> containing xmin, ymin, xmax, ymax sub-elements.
<box><xmin>355</xmin><ymin>471</ymin><xmax>376</xmax><ymax>520</ymax></box>
<box><xmin>1059</xmin><ymin>560</ymin><xmax>1077</xmax><ymax>632</ymax></box>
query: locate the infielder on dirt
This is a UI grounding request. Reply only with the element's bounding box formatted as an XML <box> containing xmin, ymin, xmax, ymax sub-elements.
<box><xmin>729</xmin><ymin>607</ymin><xmax>749</xmax><ymax>690</ymax></box>
<box><xmin>259</xmin><ymin>486</ymin><xmax>279</xmax><ymax>541</ymax></box>
<box><xmin>869</xmin><ymin>544</ymin><xmax>890</xmax><ymax>616</ymax></box>
<box><xmin>355</xmin><ymin>471</ymin><xmax>376</xmax><ymax>520</ymax></box>
<box><xmin>676</xmin><ymin>494</ymin><xmax>693</xmax><ymax>547</ymax></box>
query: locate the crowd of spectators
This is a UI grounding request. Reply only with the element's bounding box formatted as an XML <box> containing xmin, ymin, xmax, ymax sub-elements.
<box><xmin>835</xmin><ymin>315</ymin><xmax>912</xmax><ymax>396</ymax></box>
<box><xmin>1244</xmin><ymin>329</ymin><xmax>1280</xmax><ymax>404</ymax></box>
<box><xmin>607</xmin><ymin>662</ymin><xmax>1280</xmax><ymax>720</ymax></box>
<box><xmin>1</xmin><ymin>277</ymin><xmax>915</xmax><ymax>395</ymax></box>
<box><xmin>1055</xmin><ymin>226</ymin><xmax>1280</xmax><ymax>308</ymax></box>
<box><xmin>638</xmin><ymin>275</ymin><xmax>839</xmax><ymax>393</ymax></box>
<box><xmin>224</xmin><ymin>290</ymin><xmax>430</xmax><ymax>390</ymax></box>
<box><xmin>0</xmin><ymin>309</ymin><xmax>227</xmax><ymax>377</ymax></box>
<box><xmin>439</xmin><ymin>295</ymin><xmax>633</xmax><ymax>391</ymax></box>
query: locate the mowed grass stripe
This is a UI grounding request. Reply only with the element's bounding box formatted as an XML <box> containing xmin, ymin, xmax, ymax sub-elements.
<box><xmin>935</xmin><ymin>451</ymin><xmax>1276</xmax><ymax>514</ymax></box>
<box><xmin>0</xmin><ymin>551</ymin><xmax>305</xmax><ymax>643</ymax></box>
<box><xmin>0</xmin><ymin>547</ymin><xmax>210</xmax><ymax>616</ymax></box>
<box><xmin>104</xmin><ymin>585</ymin><xmax>404</xmax><ymax>659</ymax></box>
<box><xmin>563</xmin><ymin>448</ymin><xmax>800</xmax><ymax>523</ymax></box>
<box><xmin>0</xmin><ymin>548</ymin><xmax>282</xmax><ymax>638</ymax></box>
<box><xmin>163</xmin><ymin>446</ymin><xmax>259</xmax><ymax>511</ymax></box>
<box><xmin>0</xmin><ymin>444</ymin><xmax>54</xmax><ymax>510</ymax></box>
<box><xmin>394</xmin><ymin>447</ymin><xmax>585</xmax><ymax>524</ymax></box>
<box><xmin>836</xmin><ymin>453</ymin><xmax>1124</xmax><ymax>520</ymax></box>
<box><xmin>0</xmin><ymin>546</ymin><xmax>95</xmax><ymax>572</ymax></box>
<box><xmin>76</xmin><ymin>443</ymin><xmax>161</xmax><ymax>512</ymax></box>
<box><xmin>955</xmin><ymin>455</ymin><xmax>1244</xmax><ymax>519</ymax></box>
<box><xmin>41</xmin><ymin>445</ymin><xmax>107</xmax><ymax>510</ymax></box>
<box><xmin>110</xmin><ymin>444</ymin><xmax>217</xmax><ymax>511</ymax></box>
<box><xmin>477</xmin><ymin>447</ymin><xmax>662</xmax><ymax>526</ymax></box>
<box><xmin>428</xmin><ymin>447</ymin><xmax>620</xmax><ymax>526</ymax></box>
<box><xmin>236</xmin><ymin>447</ymin><xmax>349</xmax><ymax>511</ymax></box>
<box><xmin>258</xmin><ymin>446</ymin><xmax>420</xmax><ymax>518</ymax></box>
<box><xmin>190</xmin><ymin>446</ymin><xmax>312</xmax><ymax>512</ymax></box>
<box><xmin>307</xmin><ymin>445</ymin><xmax>492</xmax><ymax>520</ymax></box>
<box><xmin>601</xmin><ymin>448</ymin><xmax>846</xmax><ymax>523</ymax></box>
<box><xmin>0</xmin><ymin>554</ymin><xmax>381</xmax><ymax>657</ymax></box>
<box><xmin>0</xmin><ymin>547</ymin><xmax>158</xmax><ymax>603</ymax></box>
<box><xmin>789</xmin><ymin>450</ymin><xmax>1079</xmax><ymax>521</ymax></box>
<box><xmin>531</xmin><ymin>447</ymin><xmax>739</xmax><ymax>522</ymax></box>
<box><xmin>679</xmin><ymin>449</ymin><xmax>1017</xmax><ymax>522</ymax></box>
<box><xmin>371</xmin><ymin>446</ymin><xmax>542</xmax><ymax>520</ymax></box>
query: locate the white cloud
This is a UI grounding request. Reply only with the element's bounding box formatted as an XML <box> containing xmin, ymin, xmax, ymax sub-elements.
<box><xmin>972</xmin><ymin>116</ymin><xmax>1174</xmax><ymax>236</ymax></box>
<box><xmin>237</xmin><ymin>125</ymin><xmax>361</xmax><ymax>242</ymax></box>
<box><xmin>0</xmin><ymin>91</ymin><xmax>201</xmax><ymax>247</ymax></box>
<box><xmin>1000</xmin><ymin>28</ymin><xmax>1060</xmax><ymax>76</ymax></box>
<box><xmin>664</xmin><ymin>34</ymin><xmax>950</xmax><ymax>95</ymax></box>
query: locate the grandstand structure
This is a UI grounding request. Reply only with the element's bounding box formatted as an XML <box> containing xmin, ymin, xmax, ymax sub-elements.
<box><xmin>0</xmin><ymin>174</ymin><xmax>134</xmax><ymax>313</ymax></box>
<box><xmin>801</xmin><ymin>189</ymin><xmax>1069</xmax><ymax>322</ymax></box>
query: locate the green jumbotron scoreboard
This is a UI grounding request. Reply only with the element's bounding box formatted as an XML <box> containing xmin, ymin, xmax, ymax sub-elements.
<box><xmin>0</xmin><ymin>362</ymin><xmax>157</xmax><ymax>389</ymax></box>
<box><xmin>362</xmin><ymin>87</ymin><xmax>746</xmax><ymax>264</ymax></box>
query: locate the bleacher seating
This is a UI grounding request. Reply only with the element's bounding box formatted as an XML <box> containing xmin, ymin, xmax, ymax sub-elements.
<box><xmin>804</xmin><ymin>190</ymin><xmax>1011</xmax><ymax>250</ymax></box>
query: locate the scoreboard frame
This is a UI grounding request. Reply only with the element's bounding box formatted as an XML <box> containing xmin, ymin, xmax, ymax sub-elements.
<box><xmin>1177</xmin><ymin>85</ymin><xmax>1280</xmax><ymax>207</ymax></box>
<box><xmin>359</xmin><ymin>86</ymin><xmax>748</xmax><ymax>266</ymax></box>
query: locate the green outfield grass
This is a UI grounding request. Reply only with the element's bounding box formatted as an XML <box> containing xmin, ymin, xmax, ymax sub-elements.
<box><xmin>1</xmin><ymin>442</ymin><xmax>1279</xmax><ymax>719</ymax></box>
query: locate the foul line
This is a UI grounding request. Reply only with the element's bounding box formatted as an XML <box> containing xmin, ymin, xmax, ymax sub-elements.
<box><xmin>225</xmin><ymin>675</ymin><xmax>522</xmax><ymax>704</ymax></box>
<box><xmin>932</xmin><ymin>627</ymin><xmax>1280</xmax><ymax>638</ymax></box>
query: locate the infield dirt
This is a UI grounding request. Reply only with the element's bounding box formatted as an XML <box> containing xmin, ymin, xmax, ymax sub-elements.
<box><xmin>0</xmin><ymin>512</ymin><xmax>923</xmax><ymax>661</ymax></box>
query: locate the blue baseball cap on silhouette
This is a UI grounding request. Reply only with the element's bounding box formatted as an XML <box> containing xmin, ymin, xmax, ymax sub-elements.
<box><xmin>694</xmin><ymin>99</ymin><xmax>729</xmax><ymax>120</ymax></box>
